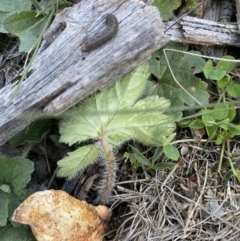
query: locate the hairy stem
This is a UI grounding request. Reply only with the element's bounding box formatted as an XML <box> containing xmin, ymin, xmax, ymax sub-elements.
<box><xmin>98</xmin><ymin>137</ymin><xmax>116</xmax><ymax>204</ymax></box>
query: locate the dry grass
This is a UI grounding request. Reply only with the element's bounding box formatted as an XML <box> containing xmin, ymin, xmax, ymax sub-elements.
<box><xmin>108</xmin><ymin>140</ymin><xmax>240</xmax><ymax>241</ymax></box>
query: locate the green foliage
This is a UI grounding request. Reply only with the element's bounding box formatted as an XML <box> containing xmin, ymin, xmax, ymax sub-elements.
<box><xmin>0</xmin><ymin>157</ymin><xmax>34</xmax><ymax>197</ymax></box>
<box><xmin>203</xmin><ymin>56</ymin><xmax>235</xmax><ymax>80</ymax></box>
<box><xmin>203</xmin><ymin>56</ymin><xmax>239</xmax><ymax>97</ymax></box>
<box><xmin>0</xmin><ymin>0</ymin><xmax>73</xmax><ymax>101</ymax></box>
<box><xmin>178</xmin><ymin>55</ymin><xmax>240</xmax><ymax>181</ymax></box>
<box><xmin>153</xmin><ymin>0</ymin><xmax>181</xmax><ymax>21</ymax></box>
<box><xmin>180</xmin><ymin>0</ymin><xmax>199</xmax><ymax>13</ymax></box>
<box><xmin>57</xmin><ymin>144</ymin><xmax>100</xmax><ymax>178</ymax></box>
<box><xmin>148</xmin><ymin>42</ymin><xmax>209</xmax><ymax>120</ymax></box>
<box><xmin>0</xmin><ymin>225</ymin><xmax>35</xmax><ymax>241</ymax></box>
<box><xmin>124</xmin><ymin>145</ymin><xmax>177</xmax><ymax>178</ymax></box>
<box><xmin>0</xmin><ymin>0</ymin><xmax>72</xmax><ymax>52</ymax></box>
<box><xmin>58</xmin><ymin>63</ymin><xmax>176</xmax><ymax>178</ymax></box>
<box><xmin>163</xmin><ymin>144</ymin><xmax>179</xmax><ymax>160</ymax></box>
<box><xmin>183</xmin><ymin>55</ymin><xmax>239</xmax><ymax>144</ymax></box>
<box><xmin>0</xmin><ymin>0</ymin><xmax>32</xmax><ymax>33</ymax></box>
<box><xmin>9</xmin><ymin>119</ymin><xmax>51</xmax><ymax>146</ymax></box>
<box><xmin>153</xmin><ymin>0</ymin><xmax>200</xmax><ymax>21</ymax></box>
<box><xmin>4</xmin><ymin>11</ymin><xmax>45</xmax><ymax>35</ymax></box>
<box><xmin>4</xmin><ymin>11</ymin><xmax>49</xmax><ymax>52</ymax></box>
<box><xmin>188</xmin><ymin>104</ymin><xmax>238</xmax><ymax>145</ymax></box>
<box><xmin>0</xmin><ymin>156</ymin><xmax>35</xmax><ymax>240</ymax></box>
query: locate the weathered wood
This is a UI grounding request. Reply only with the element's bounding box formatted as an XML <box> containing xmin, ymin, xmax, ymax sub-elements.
<box><xmin>165</xmin><ymin>15</ymin><xmax>240</xmax><ymax>47</ymax></box>
<box><xmin>1</xmin><ymin>0</ymin><xmax>240</xmax><ymax>145</ymax></box>
<box><xmin>236</xmin><ymin>0</ymin><xmax>240</xmax><ymax>30</ymax></box>
<box><xmin>201</xmin><ymin>0</ymin><xmax>233</xmax><ymax>58</ymax></box>
<box><xmin>0</xmin><ymin>0</ymin><xmax>165</xmax><ymax>145</ymax></box>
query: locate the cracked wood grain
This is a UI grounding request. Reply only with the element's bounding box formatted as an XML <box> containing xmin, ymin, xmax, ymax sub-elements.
<box><xmin>0</xmin><ymin>0</ymin><xmax>165</xmax><ymax>145</ymax></box>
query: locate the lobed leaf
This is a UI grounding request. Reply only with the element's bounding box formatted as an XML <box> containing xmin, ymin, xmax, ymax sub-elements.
<box><xmin>59</xmin><ymin>63</ymin><xmax>176</xmax><ymax>178</ymax></box>
<box><xmin>105</xmin><ymin>96</ymin><xmax>175</xmax><ymax>146</ymax></box>
<box><xmin>148</xmin><ymin>42</ymin><xmax>209</xmax><ymax>120</ymax></box>
<box><xmin>0</xmin><ymin>157</ymin><xmax>34</xmax><ymax>195</ymax></box>
<box><xmin>57</xmin><ymin>144</ymin><xmax>100</xmax><ymax>178</ymax></box>
<box><xmin>60</xmin><ymin>64</ymin><xmax>153</xmax><ymax>146</ymax></box>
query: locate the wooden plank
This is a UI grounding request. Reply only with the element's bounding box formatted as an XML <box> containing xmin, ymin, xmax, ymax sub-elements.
<box><xmin>1</xmin><ymin>0</ymin><xmax>240</xmax><ymax>145</ymax></box>
<box><xmin>165</xmin><ymin>15</ymin><xmax>240</xmax><ymax>47</ymax></box>
<box><xmin>0</xmin><ymin>0</ymin><xmax>165</xmax><ymax>145</ymax></box>
<box><xmin>236</xmin><ymin>0</ymin><xmax>240</xmax><ymax>30</ymax></box>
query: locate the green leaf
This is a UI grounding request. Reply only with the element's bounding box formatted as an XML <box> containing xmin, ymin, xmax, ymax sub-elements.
<box><xmin>217</xmin><ymin>75</ymin><xmax>231</xmax><ymax>88</ymax></box>
<box><xmin>152</xmin><ymin>147</ymin><xmax>163</xmax><ymax>164</ymax></box>
<box><xmin>9</xmin><ymin>119</ymin><xmax>51</xmax><ymax>146</ymax></box>
<box><xmin>148</xmin><ymin>42</ymin><xmax>209</xmax><ymax>120</ymax></box>
<box><xmin>161</xmin><ymin>132</ymin><xmax>176</xmax><ymax>146</ymax></box>
<box><xmin>3</xmin><ymin>11</ymin><xmax>49</xmax><ymax>52</ymax></box>
<box><xmin>163</xmin><ymin>144</ymin><xmax>179</xmax><ymax>160</ymax></box>
<box><xmin>18</xmin><ymin>14</ymin><xmax>49</xmax><ymax>52</ymax></box>
<box><xmin>200</xmin><ymin>109</ymin><xmax>215</xmax><ymax>126</ymax></box>
<box><xmin>227</xmin><ymin>104</ymin><xmax>236</xmax><ymax>121</ymax></box>
<box><xmin>124</xmin><ymin>152</ymin><xmax>138</xmax><ymax>166</ymax></box>
<box><xmin>0</xmin><ymin>0</ymin><xmax>32</xmax><ymax>33</ymax></box>
<box><xmin>203</xmin><ymin>60</ymin><xmax>214</xmax><ymax>79</ymax></box>
<box><xmin>215</xmin><ymin>133</ymin><xmax>224</xmax><ymax>145</ymax></box>
<box><xmin>140</xmin><ymin>80</ymin><xmax>158</xmax><ymax>99</ymax></box>
<box><xmin>153</xmin><ymin>0</ymin><xmax>181</xmax><ymax>21</ymax></box>
<box><xmin>227</xmin><ymin>124</ymin><xmax>240</xmax><ymax>136</ymax></box>
<box><xmin>0</xmin><ymin>185</ymin><xmax>11</xmax><ymax>193</ymax></box>
<box><xmin>0</xmin><ymin>225</ymin><xmax>35</xmax><ymax>241</ymax></box>
<box><xmin>60</xmin><ymin>64</ymin><xmax>150</xmax><ymax>146</ymax></box>
<box><xmin>0</xmin><ymin>191</ymin><xmax>8</xmax><ymax>226</ymax></box>
<box><xmin>0</xmin><ymin>157</ymin><xmax>34</xmax><ymax>195</ymax></box>
<box><xmin>208</xmin><ymin>69</ymin><xmax>226</xmax><ymax>81</ymax></box>
<box><xmin>218</xmin><ymin>118</ymin><xmax>230</xmax><ymax>125</ymax></box>
<box><xmin>212</xmin><ymin>105</ymin><xmax>229</xmax><ymax>120</ymax></box>
<box><xmin>0</xmin><ymin>0</ymin><xmax>31</xmax><ymax>12</ymax></box>
<box><xmin>59</xmin><ymin>63</ymin><xmax>176</xmax><ymax>178</ymax></box>
<box><xmin>216</xmin><ymin>55</ymin><xmax>236</xmax><ymax>73</ymax></box>
<box><xmin>205</xmin><ymin>125</ymin><xmax>218</xmax><ymax>139</ymax></box>
<box><xmin>0</xmin><ymin>191</ymin><xmax>24</xmax><ymax>227</ymax></box>
<box><xmin>60</xmin><ymin>64</ymin><xmax>175</xmax><ymax>147</ymax></box>
<box><xmin>4</xmin><ymin>11</ymin><xmax>44</xmax><ymax>35</ymax></box>
<box><xmin>129</xmin><ymin>145</ymin><xmax>151</xmax><ymax>166</ymax></box>
<box><xmin>227</xmin><ymin>83</ymin><xmax>240</xmax><ymax>97</ymax></box>
<box><xmin>0</xmin><ymin>157</ymin><xmax>33</xmax><ymax>229</ymax></box>
<box><xmin>177</xmin><ymin>119</ymin><xmax>192</xmax><ymax>128</ymax></box>
<box><xmin>189</xmin><ymin>119</ymin><xmax>205</xmax><ymax>129</ymax></box>
<box><xmin>57</xmin><ymin>144</ymin><xmax>100</xmax><ymax>178</ymax></box>
<box><xmin>8</xmin><ymin>192</ymin><xmax>22</xmax><ymax>222</ymax></box>
<box><xmin>106</xmin><ymin>96</ymin><xmax>175</xmax><ymax>147</ymax></box>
